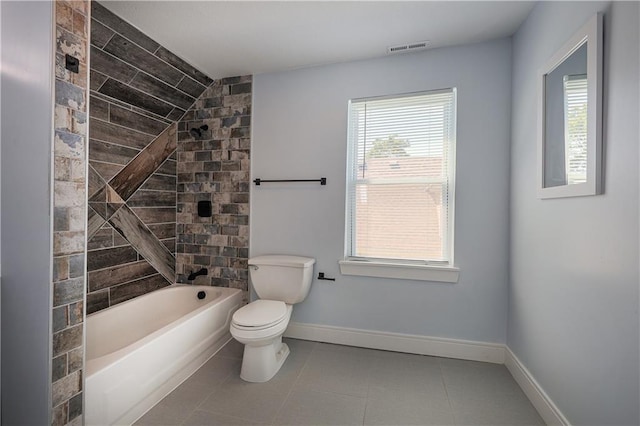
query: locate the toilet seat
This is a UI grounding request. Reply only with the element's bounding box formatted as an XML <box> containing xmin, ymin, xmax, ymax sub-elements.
<box><xmin>232</xmin><ymin>300</ymin><xmax>288</xmax><ymax>328</ymax></box>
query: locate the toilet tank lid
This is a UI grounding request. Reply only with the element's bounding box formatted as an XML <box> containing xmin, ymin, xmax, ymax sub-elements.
<box><xmin>249</xmin><ymin>255</ymin><xmax>315</xmax><ymax>268</ymax></box>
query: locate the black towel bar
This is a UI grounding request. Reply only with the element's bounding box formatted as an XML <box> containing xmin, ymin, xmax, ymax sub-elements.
<box><xmin>253</xmin><ymin>178</ymin><xmax>326</xmax><ymax>186</ymax></box>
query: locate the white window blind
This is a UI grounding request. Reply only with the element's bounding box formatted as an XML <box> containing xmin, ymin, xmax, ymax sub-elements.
<box><xmin>346</xmin><ymin>89</ymin><xmax>457</xmax><ymax>263</ymax></box>
<box><xmin>563</xmin><ymin>74</ymin><xmax>588</xmax><ymax>185</ymax></box>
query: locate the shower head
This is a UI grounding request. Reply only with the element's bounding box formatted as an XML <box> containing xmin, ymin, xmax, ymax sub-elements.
<box><xmin>189</xmin><ymin>124</ymin><xmax>209</xmax><ymax>139</ymax></box>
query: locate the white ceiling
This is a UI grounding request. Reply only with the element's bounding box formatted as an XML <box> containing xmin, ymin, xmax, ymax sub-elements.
<box><xmin>102</xmin><ymin>1</ymin><xmax>536</xmax><ymax>80</ymax></box>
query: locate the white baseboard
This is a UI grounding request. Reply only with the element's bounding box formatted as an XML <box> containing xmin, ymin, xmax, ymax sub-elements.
<box><xmin>284</xmin><ymin>322</ymin><xmax>505</xmax><ymax>364</ymax></box>
<box><xmin>505</xmin><ymin>347</ymin><xmax>570</xmax><ymax>426</ymax></box>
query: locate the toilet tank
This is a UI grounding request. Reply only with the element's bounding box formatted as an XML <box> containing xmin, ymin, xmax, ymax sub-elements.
<box><xmin>248</xmin><ymin>255</ymin><xmax>315</xmax><ymax>304</ymax></box>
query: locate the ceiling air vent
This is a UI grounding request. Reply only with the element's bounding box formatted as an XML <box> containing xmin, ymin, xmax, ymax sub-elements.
<box><xmin>387</xmin><ymin>41</ymin><xmax>430</xmax><ymax>55</ymax></box>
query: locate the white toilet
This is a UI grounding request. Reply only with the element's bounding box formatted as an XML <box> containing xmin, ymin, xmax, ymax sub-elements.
<box><xmin>230</xmin><ymin>254</ymin><xmax>315</xmax><ymax>382</ymax></box>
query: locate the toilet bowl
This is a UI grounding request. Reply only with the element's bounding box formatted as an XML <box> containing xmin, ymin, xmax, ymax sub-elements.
<box><xmin>230</xmin><ymin>300</ymin><xmax>293</xmax><ymax>382</ymax></box>
<box><xmin>230</xmin><ymin>255</ymin><xmax>315</xmax><ymax>382</ymax></box>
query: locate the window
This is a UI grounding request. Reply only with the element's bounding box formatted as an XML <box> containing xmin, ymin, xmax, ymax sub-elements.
<box><xmin>563</xmin><ymin>74</ymin><xmax>588</xmax><ymax>185</ymax></box>
<box><xmin>342</xmin><ymin>89</ymin><xmax>457</xmax><ymax>280</ymax></box>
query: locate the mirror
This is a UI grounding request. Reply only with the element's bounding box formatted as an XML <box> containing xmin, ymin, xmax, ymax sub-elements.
<box><xmin>538</xmin><ymin>13</ymin><xmax>603</xmax><ymax>199</ymax></box>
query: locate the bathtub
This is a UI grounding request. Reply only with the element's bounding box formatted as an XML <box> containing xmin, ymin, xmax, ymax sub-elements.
<box><xmin>85</xmin><ymin>285</ymin><xmax>242</xmax><ymax>426</ymax></box>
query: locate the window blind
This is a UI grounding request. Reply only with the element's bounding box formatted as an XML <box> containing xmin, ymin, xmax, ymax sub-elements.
<box><xmin>563</xmin><ymin>74</ymin><xmax>588</xmax><ymax>185</ymax></box>
<box><xmin>346</xmin><ymin>89</ymin><xmax>456</xmax><ymax>263</ymax></box>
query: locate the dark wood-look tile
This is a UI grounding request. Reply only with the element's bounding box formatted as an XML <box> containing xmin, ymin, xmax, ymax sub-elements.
<box><xmin>89</xmin><ymin>96</ymin><xmax>109</xmax><ymax>120</ymax></box>
<box><xmin>91</xmin><ymin>90</ymin><xmax>133</xmax><ymax>110</ymax></box>
<box><xmin>127</xmin><ymin>190</ymin><xmax>176</xmax><ymax>207</ymax></box>
<box><xmin>130</xmin><ymin>105</ymin><xmax>173</xmax><ymax>126</ymax></box>
<box><xmin>109</xmin><ymin>104</ymin><xmax>167</xmax><ymax>136</ymax></box>
<box><xmin>103</xmin><ymin>34</ymin><xmax>182</xmax><ymax>85</ymax></box>
<box><xmin>98</xmin><ymin>78</ymin><xmax>175</xmax><ymax>117</ymax></box>
<box><xmin>166</xmin><ymin>107</ymin><xmax>186</xmax><ymax>121</ymax></box>
<box><xmin>162</xmin><ymin>238</ymin><xmax>176</xmax><ymax>254</ymax></box>
<box><xmin>89</xmin><ymin>139</ymin><xmax>140</xmax><ymax>165</ymax></box>
<box><xmin>88</xmin><ymin>164</ymin><xmax>106</xmax><ymax>198</ymax></box>
<box><xmin>91</xmin><ymin>2</ymin><xmax>160</xmax><ymax>53</ymax></box>
<box><xmin>87</xmin><ymin>207</ymin><xmax>107</xmax><ymax>240</ymax></box>
<box><xmin>109</xmin><ymin>274</ymin><xmax>171</xmax><ymax>306</ymax></box>
<box><xmin>90</xmin><ymin>118</ymin><xmax>155</xmax><ymax>149</ymax></box>
<box><xmin>87</xmin><ymin>245</ymin><xmax>138</xmax><ymax>271</ymax></box>
<box><xmin>154</xmin><ymin>47</ymin><xmax>213</xmax><ymax>86</ymax></box>
<box><xmin>109</xmin><ymin>124</ymin><xmax>177</xmax><ymax>201</ymax></box>
<box><xmin>86</xmin><ymin>290</ymin><xmax>109</xmax><ymax>314</ymax></box>
<box><xmin>157</xmin><ymin>159</ymin><xmax>177</xmax><ymax>176</ymax></box>
<box><xmin>109</xmin><ymin>205</ymin><xmax>175</xmax><ymax>282</ymax></box>
<box><xmin>130</xmin><ymin>207</ymin><xmax>176</xmax><ymax>225</ymax></box>
<box><xmin>90</xmin><ymin>46</ymin><xmax>138</xmax><ymax>84</ymax></box>
<box><xmin>141</xmin><ymin>173</ymin><xmax>177</xmax><ymax>191</ymax></box>
<box><xmin>90</xmin><ymin>70</ymin><xmax>109</xmax><ymax>91</ymax></box>
<box><xmin>90</xmin><ymin>161</ymin><xmax>123</xmax><ymax>182</ymax></box>
<box><xmin>147</xmin><ymin>223</ymin><xmax>176</xmax><ymax>240</ymax></box>
<box><xmin>90</xmin><ymin>18</ymin><xmax>114</xmax><ymax>49</ymax></box>
<box><xmin>87</xmin><ymin>228</ymin><xmax>113</xmax><ymax>251</ymax></box>
<box><xmin>176</xmin><ymin>75</ymin><xmax>208</xmax><ymax>98</ymax></box>
<box><xmin>88</xmin><ymin>259</ymin><xmax>158</xmax><ymax>292</ymax></box>
<box><xmin>129</xmin><ymin>72</ymin><xmax>195</xmax><ymax>110</ymax></box>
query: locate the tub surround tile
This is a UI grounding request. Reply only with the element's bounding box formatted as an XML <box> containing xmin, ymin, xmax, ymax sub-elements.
<box><xmin>87</xmin><ymin>208</ymin><xmax>107</xmax><ymax>240</ymax></box>
<box><xmin>91</xmin><ymin>1</ymin><xmax>159</xmax><ymax>53</ymax></box>
<box><xmin>89</xmin><ymin>70</ymin><xmax>108</xmax><ymax>91</ymax></box>
<box><xmin>90</xmin><ymin>161</ymin><xmax>124</xmax><ymax>182</ymax></box>
<box><xmin>88</xmin><ymin>260</ymin><xmax>157</xmax><ymax>292</ymax></box>
<box><xmin>103</xmin><ymin>34</ymin><xmax>183</xmax><ymax>86</ymax></box>
<box><xmin>176</xmin><ymin>77</ymin><xmax>251</xmax><ymax>292</ymax></box>
<box><xmin>88</xmin><ymin>164</ymin><xmax>106</xmax><ymax>198</ymax></box>
<box><xmin>87</xmin><ymin>2</ymin><xmax>211</xmax><ymax>314</ymax></box>
<box><xmin>154</xmin><ymin>47</ymin><xmax>213</xmax><ymax>87</ymax></box>
<box><xmin>109</xmin><ymin>104</ymin><xmax>168</xmax><ymax>136</ymax></box>
<box><xmin>89</xmin><ymin>18</ymin><xmax>114</xmax><ymax>49</ymax></box>
<box><xmin>89</xmin><ymin>138</ymin><xmax>140</xmax><ymax>165</ymax></box>
<box><xmin>87</xmin><ymin>245</ymin><xmax>138</xmax><ymax>271</ymax></box>
<box><xmin>98</xmin><ymin>78</ymin><xmax>176</xmax><ymax>117</ymax></box>
<box><xmin>87</xmin><ymin>290</ymin><xmax>109</xmax><ymax>314</ymax></box>
<box><xmin>53</xmin><ymin>277</ymin><xmax>84</xmax><ymax>306</ymax></box>
<box><xmin>90</xmin><ymin>118</ymin><xmax>156</xmax><ymax>149</ymax></box>
<box><xmin>129</xmin><ymin>72</ymin><xmax>196</xmax><ymax>110</ymax></box>
<box><xmin>109</xmin><ymin>273</ymin><xmax>170</xmax><ymax>305</ymax></box>
<box><xmin>52</xmin><ymin>370</ymin><xmax>82</xmax><ymax>408</ymax></box>
<box><xmin>108</xmin><ymin>123</ymin><xmax>177</xmax><ymax>201</ymax></box>
<box><xmin>108</xmin><ymin>205</ymin><xmax>176</xmax><ymax>282</ymax></box>
<box><xmin>53</xmin><ymin>325</ymin><xmax>83</xmax><ymax>357</ymax></box>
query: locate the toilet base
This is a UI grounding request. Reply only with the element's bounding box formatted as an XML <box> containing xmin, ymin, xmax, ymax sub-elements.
<box><xmin>240</xmin><ymin>337</ymin><xmax>290</xmax><ymax>383</ymax></box>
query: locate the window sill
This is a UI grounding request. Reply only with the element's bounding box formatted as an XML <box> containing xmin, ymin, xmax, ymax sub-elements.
<box><xmin>338</xmin><ymin>260</ymin><xmax>459</xmax><ymax>283</ymax></box>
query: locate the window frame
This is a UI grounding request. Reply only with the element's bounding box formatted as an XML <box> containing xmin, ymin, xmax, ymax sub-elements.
<box><xmin>341</xmin><ymin>89</ymin><xmax>459</xmax><ymax>283</ymax></box>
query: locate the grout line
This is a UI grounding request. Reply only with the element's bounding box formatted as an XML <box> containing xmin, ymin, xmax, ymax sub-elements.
<box><xmin>437</xmin><ymin>357</ymin><xmax>459</xmax><ymax>425</ymax></box>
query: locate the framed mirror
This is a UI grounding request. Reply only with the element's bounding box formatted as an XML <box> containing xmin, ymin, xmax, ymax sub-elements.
<box><xmin>537</xmin><ymin>13</ymin><xmax>603</xmax><ymax>199</ymax></box>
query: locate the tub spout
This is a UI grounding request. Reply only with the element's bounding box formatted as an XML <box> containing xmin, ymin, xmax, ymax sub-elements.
<box><xmin>188</xmin><ymin>268</ymin><xmax>208</xmax><ymax>281</ymax></box>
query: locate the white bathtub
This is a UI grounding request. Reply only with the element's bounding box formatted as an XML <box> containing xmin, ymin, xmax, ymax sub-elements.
<box><xmin>85</xmin><ymin>285</ymin><xmax>242</xmax><ymax>426</ymax></box>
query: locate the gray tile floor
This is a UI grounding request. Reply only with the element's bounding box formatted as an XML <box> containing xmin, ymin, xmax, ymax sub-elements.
<box><xmin>135</xmin><ymin>338</ymin><xmax>544</xmax><ymax>426</ymax></box>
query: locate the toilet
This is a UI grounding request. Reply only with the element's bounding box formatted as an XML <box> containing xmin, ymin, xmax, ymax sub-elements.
<box><xmin>230</xmin><ymin>254</ymin><xmax>315</xmax><ymax>382</ymax></box>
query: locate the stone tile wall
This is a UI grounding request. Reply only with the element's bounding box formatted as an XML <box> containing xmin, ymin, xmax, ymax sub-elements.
<box><xmin>86</xmin><ymin>1</ymin><xmax>211</xmax><ymax>314</ymax></box>
<box><xmin>52</xmin><ymin>2</ymin><xmax>90</xmax><ymax>424</ymax></box>
<box><xmin>176</xmin><ymin>76</ymin><xmax>252</xmax><ymax>300</ymax></box>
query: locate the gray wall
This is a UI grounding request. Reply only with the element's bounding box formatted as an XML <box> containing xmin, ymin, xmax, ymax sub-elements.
<box><xmin>0</xmin><ymin>1</ymin><xmax>54</xmax><ymax>423</ymax></box>
<box><xmin>252</xmin><ymin>38</ymin><xmax>512</xmax><ymax>343</ymax></box>
<box><xmin>509</xmin><ymin>2</ymin><xmax>639</xmax><ymax>425</ymax></box>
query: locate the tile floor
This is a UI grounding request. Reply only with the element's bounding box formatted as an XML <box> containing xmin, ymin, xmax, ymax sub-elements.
<box><xmin>135</xmin><ymin>338</ymin><xmax>545</xmax><ymax>426</ymax></box>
